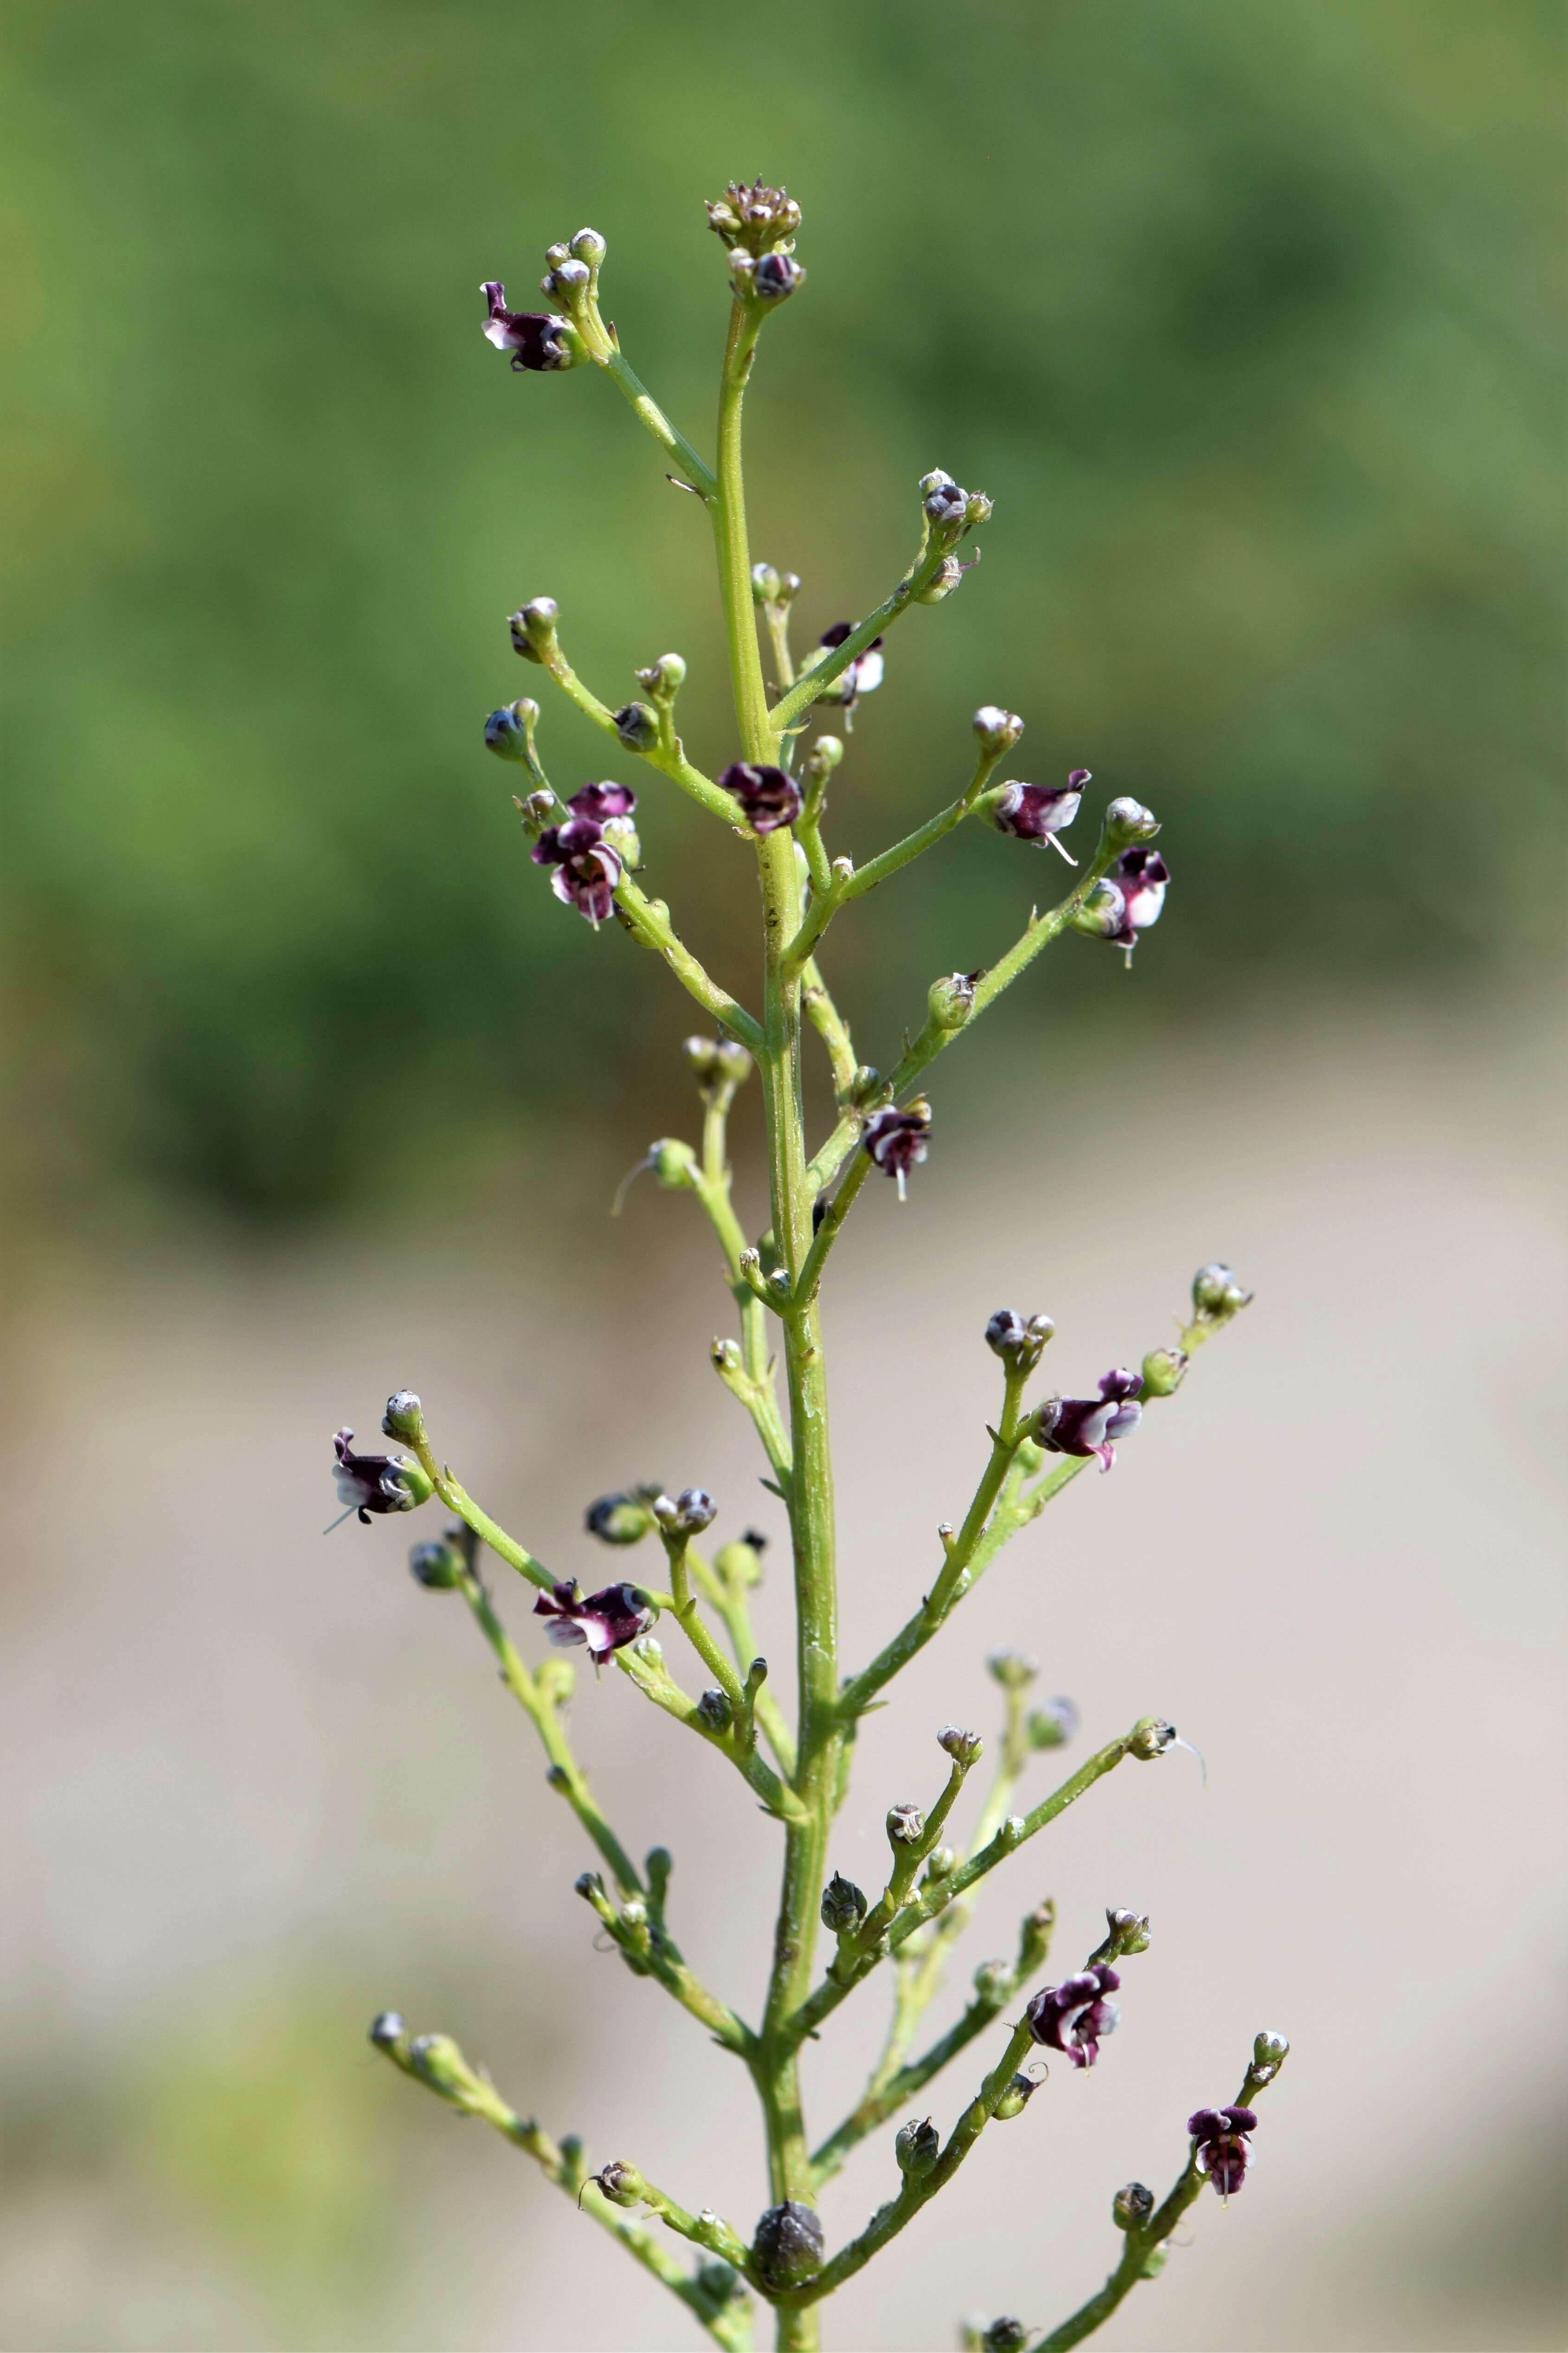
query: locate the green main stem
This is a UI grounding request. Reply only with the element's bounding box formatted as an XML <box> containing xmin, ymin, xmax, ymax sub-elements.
<box><xmin>712</xmin><ymin>294</ymin><xmax>839</xmax><ymax>2350</ymax></box>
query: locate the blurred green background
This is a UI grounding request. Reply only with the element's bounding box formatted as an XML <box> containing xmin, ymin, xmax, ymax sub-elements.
<box><xmin>3</xmin><ymin>0</ymin><xmax>1559</xmax><ymax>1218</ymax></box>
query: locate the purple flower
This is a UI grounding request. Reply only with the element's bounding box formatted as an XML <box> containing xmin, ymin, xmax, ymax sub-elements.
<box><xmin>721</xmin><ymin>761</ymin><xmax>802</xmax><ymax>834</ymax></box>
<box><xmin>531</xmin><ymin>783</ymin><xmax>636</xmax><ymax>924</ymax></box>
<box><xmin>862</xmin><ymin>1099</ymin><xmax>931</xmax><ymax>1199</ymax></box>
<box><xmin>1034</xmin><ymin>1368</ymin><xmax>1144</xmax><ymax>1473</ymax></box>
<box><xmin>480</xmin><ymin>283</ymin><xmax>574</xmax><ymax>372</ymax></box>
<box><xmin>533</xmin><ymin>1578</ymin><xmax>656</xmax><ymax>1664</ymax></box>
<box><xmin>816</xmin><ymin>622</ymin><xmax>885</xmax><ymax>709</ymax></box>
<box><xmin>331</xmin><ymin>1430</ymin><xmax>421</xmax><ymax>1524</ymax></box>
<box><xmin>1025</xmin><ymin>1964</ymin><xmax>1123</xmax><ymax>2069</ymax></box>
<box><xmin>991</xmin><ymin>770</ymin><xmax>1088</xmax><ymax>864</ymax></box>
<box><xmin>1189</xmin><ymin>2105</ymin><xmax>1258</xmax><ymax>2198</ymax></box>
<box><xmin>1075</xmin><ymin>849</ymin><xmax>1170</xmax><ymax>964</ymax></box>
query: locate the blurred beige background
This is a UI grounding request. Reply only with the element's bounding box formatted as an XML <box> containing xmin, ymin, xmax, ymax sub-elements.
<box><xmin>3</xmin><ymin>984</ymin><xmax>1562</xmax><ymax>2350</ymax></box>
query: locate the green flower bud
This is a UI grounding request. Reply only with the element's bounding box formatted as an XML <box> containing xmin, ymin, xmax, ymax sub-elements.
<box><xmin>938</xmin><ymin>1724</ymin><xmax>984</xmax><ymax>1767</ymax></box>
<box><xmin>613</xmin><ymin>700</ymin><xmax>659</xmax><ymax>750</ymax></box>
<box><xmin>651</xmin><ymin>1138</ymin><xmax>697</xmax><ymax>1188</ymax></box>
<box><xmin>1191</xmin><ymin>1262</ymin><xmax>1253</xmax><ymax>1324</ymax></box>
<box><xmin>821</xmin><ymin>1872</ymin><xmax>868</xmax><ymax>1934</ymax></box>
<box><xmin>1100</xmin><ymin>794</ymin><xmax>1160</xmax><ymax>849</ymax></box>
<box><xmin>987</xmin><ymin>1647</ymin><xmax>1040</xmax><ymax>1691</ymax></box>
<box><xmin>569</xmin><ymin>226</ymin><xmax>606</xmax><ymax>266</ymax></box>
<box><xmin>972</xmin><ymin>1957</ymin><xmax>1013</xmax><ymax>2006</ymax></box>
<box><xmin>751</xmin><ymin>562</ymin><xmax>782</xmax><ymax>605</ymax></box>
<box><xmin>408</xmin><ymin>1536</ymin><xmax>463</xmax><ymax>1590</ymax></box>
<box><xmin>696</xmin><ymin>1687</ymin><xmax>733</xmax><ymax>1732</ymax></box>
<box><xmin>508</xmin><ymin>597</ymin><xmax>559</xmax><ymax>663</ymax></box>
<box><xmin>1253</xmin><ymin>2029</ymin><xmax>1290</xmax><ymax>2072</ymax></box>
<box><xmin>1113</xmin><ymin>2181</ymin><xmax>1155</xmax><ymax>2231</ymax></box>
<box><xmin>594</xmin><ymin>2159</ymin><xmax>646</xmax><ymax>2208</ymax></box>
<box><xmin>585</xmin><ymin>1490</ymin><xmax>658</xmax><ymax>1546</ymax></box>
<box><xmin>1141</xmin><ymin>1346</ymin><xmax>1189</xmax><ymax>1397</ymax></box>
<box><xmin>1129</xmin><ymin>1716</ymin><xmax>1177</xmax><ymax>1761</ymax></box>
<box><xmin>928</xmin><ymin>970</ymin><xmax>979</xmax><ymax>1031</ymax></box>
<box><xmin>992</xmin><ymin>2073</ymin><xmax>1037</xmax><ymax>2122</ymax></box>
<box><xmin>922</xmin><ymin>1845</ymin><xmax>958</xmax><ymax>1887</ymax></box>
<box><xmin>381</xmin><ymin>1390</ymin><xmax>425</xmax><ymax>1445</ymax></box>
<box><xmin>895</xmin><ymin>2116</ymin><xmax>940</xmax><ymax>2179</ymax></box>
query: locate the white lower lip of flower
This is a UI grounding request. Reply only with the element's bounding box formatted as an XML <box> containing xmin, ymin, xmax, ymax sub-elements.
<box><xmin>482</xmin><ymin>319</ymin><xmax>518</xmax><ymax>350</ymax></box>
<box><xmin>546</xmin><ymin>1619</ymin><xmax>587</xmax><ymax>1647</ymax></box>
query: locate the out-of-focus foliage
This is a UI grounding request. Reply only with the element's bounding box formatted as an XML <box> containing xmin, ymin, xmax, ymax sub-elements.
<box><xmin>1</xmin><ymin>0</ymin><xmax>1559</xmax><ymax>1214</ymax></box>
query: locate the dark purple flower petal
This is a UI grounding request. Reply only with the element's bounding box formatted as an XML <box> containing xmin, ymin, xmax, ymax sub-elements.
<box><xmin>480</xmin><ymin>283</ymin><xmax>573</xmax><ymax>372</ymax></box>
<box><xmin>570</xmin><ymin>780</ymin><xmax>636</xmax><ymax>822</ymax></box>
<box><xmin>992</xmin><ymin>776</ymin><xmax>1084</xmax><ymax>861</ymax></box>
<box><xmin>533</xmin><ymin>1579</ymin><xmax>656</xmax><ymax>1662</ymax></box>
<box><xmin>1036</xmin><ymin>1369</ymin><xmax>1146</xmax><ymax>1472</ymax></box>
<box><xmin>721</xmin><ymin>761</ymin><xmax>803</xmax><ymax>834</ymax></box>
<box><xmin>861</xmin><ymin>1101</ymin><xmax>931</xmax><ymax>1198</ymax></box>
<box><xmin>332</xmin><ymin>1429</ymin><xmax>418</xmax><ymax>1524</ymax></box>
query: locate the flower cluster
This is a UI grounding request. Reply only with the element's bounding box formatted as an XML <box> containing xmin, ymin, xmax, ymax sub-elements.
<box><xmin>532</xmin><ymin>781</ymin><xmax>636</xmax><ymax>923</ymax></box>
<box><xmin>1025</xmin><ymin>1964</ymin><xmax>1123</xmax><ymax>2069</ymax></box>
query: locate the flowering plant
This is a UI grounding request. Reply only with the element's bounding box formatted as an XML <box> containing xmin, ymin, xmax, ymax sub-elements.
<box><xmin>347</xmin><ymin>182</ymin><xmax>1286</xmax><ymax>2352</ymax></box>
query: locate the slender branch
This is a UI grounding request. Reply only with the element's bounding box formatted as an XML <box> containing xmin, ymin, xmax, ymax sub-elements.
<box><xmin>800</xmin><ymin>955</ymin><xmax>857</xmax><ymax>1099</ymax></box>
<box><xmin>784</xmin><ymin>2018</ymin><xmax>1037</xmax><ymax>2305</ymax></box>
<box><xmin>616</xmin><ymin>1634</ymin><xmax>810</xmax><ymax>1827</ymax></box>
<box><xmin>406</xmin><ymin>1434</ymin><xmax>555</xmax><ymax>1594</ymax></box>
<box><xmin>782</xmin><ymin>1732</ymin><xmax>1136</xmax><ymax>2053</ymax></box>
<box><xmin>517</xmin><ymin>604</ymin><xmax>740</xmax><ymax>825</ymax></box>
<box><xmin>573</xmin><ymin>1866</ymin><xmax>758</xmax><ymax>2055</ymax></box>
<box><xmin>614</xmin><ymin>873</ymin><xmax>764</xmax><ymax>1048</ymax></box>
<box><xmin>767</xmin><ymin>527</ymin><xmax>953</xmax><ymax>739</ymax></box>
<box><xmin>456</xmin><ymin>1565</ymin><xmax>643</xmax><ymax>1896</ymax></box>
<box><xmin>1035</xmin><ymin>2043</ymin><xmax>1290</xmax><ymax>2351</ymax></box>
<box><xmin>791</xmin><ymin>1142</ymin><xmax>875</xmax><ymax>1308</ymax></box>
<box><xmin>596</xmin><ymin>344</ymin><xmax>719</xmax><ymax>499</ymax></box>
<box><xmin>374</xmin><ymin>2031</ymin><xmax>752</xmax><ymax>2349</ymax></box>
<box><xmin>782</xmin><ymin>742</ymin><xmax>1004</xmax><ymax>971</ymax></box>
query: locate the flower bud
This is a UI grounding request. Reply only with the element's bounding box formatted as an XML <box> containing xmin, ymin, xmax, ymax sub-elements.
<box><xmin>381</xmin><ymin>1391</ymin><xmax>425</xmax><ymax>1445</ymax></box>
<box><xmin>614</xmin><ymin>700</ymin><xmax>659</xmax><ymax>750</ymax></box>
<box><xmin>886</xmin><ymin>1802</ymin><xmax>924</xmax><ymax>1847</ymax></box>
<box><xmin>649</xmin><ymin>1138</ymin><xmax>696</xmax><ymax>1188</ymax></box>
<box><xmin>1191</xmin><ymin>1263</ymin><xmax>1253</xmax><ymax>1324</ymax></box>
<box><xmin>895</xmin><ymin>2115</ymin><xmax>940</xmax><ymax>2179</ymax></box>
<box><xmin>714</xmin><ymin>1532</ymin><xmax>766</xmax><ymax>1587</ymax></box>
<box><xmin>508</xmin><ymin>597</ymin><xmax>559</xmax><ymax>662</ymax></box>
<box><xmin>1129</xmin><ymin>1717</ymin><xmax>1177</xmax><ymax>1760</ymax></box>
<box><xmin>683</xmin><ymin>1034</ymin><xmax>752</xmax><ymax>1091</ymax></box>
<box><xmin>1253</xmin><ymin>2029</ymin><xmax>1290</xmax><ymax>2071</ymax></box>
<box><xmin>938</xmin><ymin>1724</ymin><xmax>984</xmax><ymax>1767</ymax></box>
<box><xmin>984</xmin><ymin>1309</ymin><xmax>1055</xmax><ymax>1373</ymax></box>
<box><xmin>979</xmin><ymin>2321</ymin><xmax>1028</xmax><ymax>2353</ymax></box>
<box><xmin>585</xmin><ymin>1490</ymin><xmax>657</xmax><ymax>1546</ymax></box>
<box><xmin>1028</xmin><ymin>1697</ymin><xmax>1079</xmax><ymax>1749</ymax></box>
<box><xmin>594</xmin><ymin>2159</ymin><xmax>646</xmax><ymax>2208</ymax></box>
<box><xmin>1016</xmin><ymin>1895</ymin><xmax>1057</xmax><ymax>1977</ymax></box>
<box><xmin>922</xmin><ymin>1845</ymin><xmax>958</xmax><ymax>1886</ymax></box>
<box><xmin>1102</xmin><ymin>795</ymin><xmax>1160</xmax><ymax>848</ymax></box>
<box><xmin>569</xmin><ymin>226</ymin><xmax>606</xmax><ymax>265</ymax></box>
<box><xmin>923</xmin><ymin>477</ymin><xmax>970</xmax><ymax>536</ymax></box>
<box><xmin>696</xmin><ymin>2260</ymin><xmax>745</xmax><ymax>2306</ymax></box>
<box><xmin>992</xmin><ymin>2073</ymin><xmax>1037</xmax><ymax>2122</ymax></box>
<box><xmin>821</xmin><ymin>1872</ymin><xmax>868</xmax><ymax>1934</ymax></box>
<box><xmin>803</xmin><ymin>733</ymin><xmax>843</xmax><ymax>788</ymax></box>
<box><xmin>972</xmin><ymin>1957</ymin><xmax>1013</xmax><ymax>2006</ymax></box>
<box><xmin>407</xmin><ymin>2032</ymin><xmax>469</xmax><ymax>2094</ymax></box>
<box><xmin>367</xmin><ymin>2010</ymin><xmax>405</xmax><ymax>2049</ymax></box>
<box><xmin>750</xmin><ymin>2200</ymin><xmax>824</xmax><ymax>2291</ymax></box>
<box><xmin>928</xmin><ymin>971</ymin><xmax>978</xmax><ymax>1031</ymax></box>
<box><xmin>541</xmin><ymin>255</ymin><xmax>591</xmax><ymax>300</ymax></box>
<box><xmin>848</xmin><ymin>1063</ymin><xmax>885</xmax><ymax>1107</ymax></box>
<box><xmin>484</xmin><ymin>701</ymin><xmax>533</xmax><ymax>759</ymax></box>
<box><xmin>1113</xmin><ymin>2181</ymin><xmax>1156</xmax><ymax>2230</ymax></box>
<box><xmin>973</xmin><ymin>706</ymin><xmax>1025</xmax><ymax>755</ymax></box>
<box><xmin>914</xmin><ymin>551</ymin><xmax>967</xmax><ymax>604</ymax></box>
<box><xmin>1141</xmin><ymin>1346</ymin><xmax>1189</xmax><ymax>1397</ymax></box>
<box><xmin>751</xmin><ymin>562</ymin><xmax>782</xmax><ymax>605</ymax></box>
<box><xmin>1104</xmin><ymin>1906</ymin><xmax>1152</xmax><ymax>1957</ymax></box>
<box><xmin>752</xmin><ymin>251</ymin><xmax>804</xmax><ymax>301</ymax></box>
<box><xmin>987</xmin><ymin>1647</ymin><xmax>1040</xmax><ymax>1691</ymax></box>
<box><xmin>696</xmin><ymin>1687</ymin><xmax>733</xmax><ymax>1732</ymax></box>
<box><xmin>409</xmin><ymin>1536</ymin><xmax>463</xmax><ymax>1590</ymax></box>
<box><xmin>634</xmin><ymin>650</ymin><xmax>687</xmax><ymax>701</ymax></box>
<box><xmin>964</xmin><ymin>490</ymin><xmax>994</xmax><ymax>527</ymax></box>
<box><xmin>654</xmin><ymin>1486</ymin><xmax>717</xmax><ymax>1536</ymax></box>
